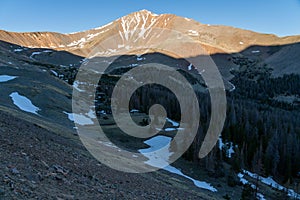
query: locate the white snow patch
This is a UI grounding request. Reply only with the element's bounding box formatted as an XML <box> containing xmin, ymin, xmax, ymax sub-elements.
<box><xmin>166</xmin><ymin>118</ymin><xmax>179</xmax><ymax>127</ymax></box>
<box><xmin>98</xmin><ymin>141</ymin><xmax>120</xmax><ymax>150</ymax></box>
<box><xmin>87</xmin><ymin>33</ymin><xmax>101</xmax><ymax>40</ymax></box>
<box><xmin>238</xmin><ymin>173</ymin><xmax>249</xmax><ymax>185</ymax></box>
<box><xmin>187</xmin><ymin>63</ymin><xmax>193</xmax><ymax>71</ymax></box>
<box><xmin>80</xmin><ymin>58</ymin><xmax>88</xmax><ymax>64</ymax></box>
<box><xmin>251</xmin><ymin>50</ymin><xmax>260</xmax><ymax>53</ymax></box>
<box><xmin>239</xmin><ymin>41</ymin><xmax>244</xmax><ymax>45</ymax></box>
<box><xmin>138</xmin><ymin>135</ymin><xmax>173</xmax><ymax>168</ymax></box>
<box><xmin>108</xmin><ymin>49</ymin><xmax>116</xmax><ymax>53</ymax></box>
<box><xmin>164</xmin><ymin>165</ymin><xmax>217</xmax><ymax>192</ymax></box>
<box><xmin>64</xmin><ymin>111</ymin><xmax>74</xmax><ymax>121</ymax></box>
<box><xmin>139</xmin><ymin>135</ymin><xmax>217</xmax><ymax>192</ymax></box>
<box><xmin>137</xmin><ymin>55</ymin><xmax>146</xmax><ymax>61</ymax></box>
<box><xmin>43</xmin><ymin>50</ymin><xmax>52</xmax><ymax>53</ymax></box>
<box><xmin>73</xmin><ymin>81</ymin><xmax>85</xmax><ymax>92</ymax></box>
<box><xmin>143</xmin><ymin>136</ymin><xmax>168</xmax><ymax>151</ymax></box>
<box><xmin>188</xmin><ymin>30</ymin><xmax>199</xmax><ymax>36</ymax></box>
<box><xmin>99</xmin><ymin>110</ymin><xmax>107</xmax><ymax>115</ymax></box>
<box><xmin>198</xmin><ymin>69</ymin><xmax>205</xmax><ymax>75</ymax></box>
<box><xmin>164</xmin><ymin>128</ymin><xmax>177</xmax><ymax>132</ymax></box>
<box><xmin>257</xmin><ymin>193</ymin><xmax>266</xmax><ymax>200</ymax></box>
<box><xmin>10</xmin><ymin>92</ymin><xmax>40</xmax><ymax>115</ymax></box>
<box><xmin>238</xmin><ymin>173</ymin><xmax>256</xmax><ymax>189</ymax></box>
<box><xmin>63</xmin><ymin>111</ymin><xmax>94</xmax><ymax>126</ymax></box>
<box><xmin>94</xmin><ymin>22</ymin><xmax>113</xmax><ymax>30</ymax></box>
<box><xmin>130</xmin><ymin>109</ymin><xmax>139</xmax><ymax>113</ymax></box>
<box><xmin>30</xmin><ymin>52</ymin><xmax>41</xmax><ymax>59</ymax></box>
<box><xmin>218</xmin><ymin>138</ymin><xmax>224</xmax><ymax>150</ymax></box>
<box><xmin>243</xmin><ymin>170</ymin><xmax>300</xmax><ymax>198</ymax></box>
<box><xmin>130</xmin><ymin>63</ymin><xmax>138</xmax><ymax>67</ymax></box>
<box><xmin>14</xmin><ymin>48</ymin><xmax>23</xmax><ymax>52</ymax></box>
<box><xmin>67</xmin><ymin>38</ymin><xmax>86</xmax><ymax>48</ymax></box>
<box><xmin>50</xmin><ymin>70</ymin><xmax>58</xmax><ymax>76</ymax></box>
<box><xmin>119</xmin><ymin>11</ymin><xmax>157</xmax><ymax>42</ymax></box>
<box><xmin>164</xmin><ymin>19</ymin><xmax>168</xmax><ymax>26</ymax></box>
<box><xmin>239</xmin><ymin>172</ymin><xmax>270</xmax><ymax>199</ymax></box>
<box><xmin>228</xmin><ymin>81</ymin><xmax>236</xmax><ymax>92</ymax></box>
<box><xmin>0</xmin><ymin>75</ymin><xmax>17</xmax><ymax>82</ymax></box>
<box><xmin>87</xmin><ymin>109</ymin><xmax>96</xmax><ymax>119</ymax></box>
<box><xmin>218</xmin><ymin>138</ymin><xmax>236</xmax><ymax>158</ymax></box>
<box><xmin>227</xmin><ymin>143</ymin><xmax>235</xmax><ymax>158</ymax></box>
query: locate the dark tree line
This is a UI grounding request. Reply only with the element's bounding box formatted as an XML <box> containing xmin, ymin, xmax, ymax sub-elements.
<box><xmin>92</xmin><ymin>54</ymin><xmax>300</xmax><ymax>187</ymax></box>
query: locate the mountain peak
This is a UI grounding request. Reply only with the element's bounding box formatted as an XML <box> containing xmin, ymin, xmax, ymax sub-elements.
<box><xmin>1</xmin><ymin>10</ymin><xmax>300</xmax><ymax>58</ymax></box>
<box><xmin>137</xmin><ymin>9</ymin><xmax>157</xmax><ymax>15</ymax></box>
<box><xmin>130</xmin><ymin>9</ymin><xmax>159</xmax><ymax>17</ymax></box>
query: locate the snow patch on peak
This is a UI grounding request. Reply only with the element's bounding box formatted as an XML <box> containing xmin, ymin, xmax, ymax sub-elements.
<box><xmin>188</xmin><ymin>30</ymin><xmax>199</xmax><ymax>36</ymax></box>
<box><xmin>94</xmin><ymin>22</ymin><xmax>113</xmax><ymax>30</ymax></box>
<box><xmin>137</xmin><ymin>9</ymin><xmax>158</xmax><ymax>16</ymax></box>
<box><xmin>87</xmin><ymin>33</ymin><xmax>101</xmax><ymax>40</ymax></box>
<box><xmin>67</xmin><ymin>38</ymin><xmax>86</xmax><ymax>48</ymax></box>
<box><xmin>119</xmin><ymin>10</ymin><xmax>158</xmax><ymax>42</ymax></box>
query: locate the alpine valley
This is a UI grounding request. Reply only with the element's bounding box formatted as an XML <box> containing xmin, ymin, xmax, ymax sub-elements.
<box><xmin>0</xmin><ymin>10</ymin><xmax>299</xmax><ymax>199</ymax></box>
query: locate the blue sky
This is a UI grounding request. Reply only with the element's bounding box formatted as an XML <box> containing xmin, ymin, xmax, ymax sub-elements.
<box><xmin>0</xmin><ymin>0</ymin><xmax>300</xmax><ymax>36</ymax></box>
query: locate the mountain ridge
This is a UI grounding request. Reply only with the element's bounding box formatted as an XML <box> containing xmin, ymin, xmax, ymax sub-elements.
<box><xmin>1</xmin><ymin>9</ymin><xmax>300</xmax><ymax>57</ymax></box>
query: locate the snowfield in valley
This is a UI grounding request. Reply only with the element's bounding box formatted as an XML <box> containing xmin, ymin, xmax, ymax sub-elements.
<box><xmin>139</xmin><ymin>135</ymin><xmax>217</xmax><ymax>192</ymax></box>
